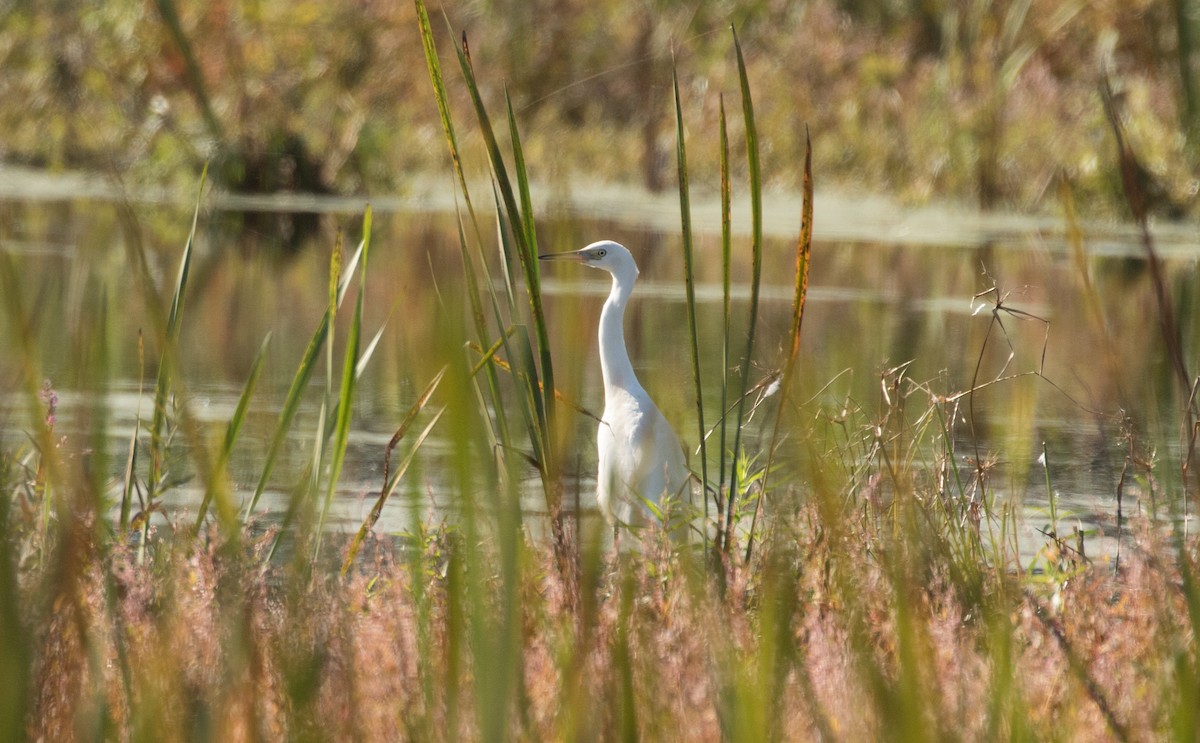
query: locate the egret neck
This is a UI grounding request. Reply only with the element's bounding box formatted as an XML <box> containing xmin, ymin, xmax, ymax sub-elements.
<box><xmin>597</xmin><ymin>259</ymin><xmax>641</xmax><ymax>398</ymax></box>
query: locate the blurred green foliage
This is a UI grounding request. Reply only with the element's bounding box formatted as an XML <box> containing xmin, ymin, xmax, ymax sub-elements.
<box><xmin>2</xmin><ymin>0</ymin><xmax>1197</xmax><ymax>217</ymax></box>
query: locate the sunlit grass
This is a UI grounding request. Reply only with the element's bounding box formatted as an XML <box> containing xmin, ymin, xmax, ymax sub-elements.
<box><xmin>0</xmin><ymin>7</ymin><xmax>1198</xmax><ymax>742</ymax></box>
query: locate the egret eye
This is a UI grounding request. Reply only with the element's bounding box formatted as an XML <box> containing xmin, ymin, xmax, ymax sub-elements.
<box><xmin>597</xmin><ymin>249</ymin><xmax>607</xmax><ymax>257</ymax></box>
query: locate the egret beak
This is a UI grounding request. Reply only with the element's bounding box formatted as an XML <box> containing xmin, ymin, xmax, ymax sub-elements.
<box><xmin>537</xmin><ymin>249</ymin><xmax>587</xmax><ymax>262</ymax></box>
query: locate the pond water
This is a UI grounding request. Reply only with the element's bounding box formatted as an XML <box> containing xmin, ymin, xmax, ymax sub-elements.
<box><xmin>2</xmin><ymin>166</ymin><xmax>1197</xmax><ymax>564</ymax></box>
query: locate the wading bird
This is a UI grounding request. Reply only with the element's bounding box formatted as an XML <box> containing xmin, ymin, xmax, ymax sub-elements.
<box><xmin>539</xmin><ymin>240</ymin><xmax>689</xmax><ymax>530</ymax></box>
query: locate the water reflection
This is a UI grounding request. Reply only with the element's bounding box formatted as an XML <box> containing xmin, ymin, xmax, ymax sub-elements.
<box><xmin>1</xmin><ymin>181</ymin><xmax>1196</xmax><ymax>563</ymax></box>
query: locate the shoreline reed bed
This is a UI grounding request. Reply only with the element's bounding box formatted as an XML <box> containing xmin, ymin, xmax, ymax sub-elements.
<box><xmin>5</xmin><ymin>498</ymin><xmax>1194</xmax><ymax>741</ymax></box>
<box><xmin>1</xmin><ymin>7</ymin><xmax>1199</xmax><ymax>741</ymax></box>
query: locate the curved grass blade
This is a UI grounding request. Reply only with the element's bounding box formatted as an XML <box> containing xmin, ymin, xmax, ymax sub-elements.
<box><xmin>415</xmin><ymin>0</ymin><xmax>477</xmax><ymax>221</ymax></box>
<box><xmin>317</xmin><ymin>207</ymin><xmax>373</xmax><ymax>553</ymax></box>
<box><xmin>115</xmin><ymin>168</ymin><xmax>245</xmax><ymax>544</ymax></box>
<box><xmin>415</xmin><ymin>0</ymin><xmax>512</xmax><ymax>456</ymax></box>
<box><xmin>503</xmin><ymin>90</ymin><xmax>559</xmax><ymax>486</ymax></box>
<box><xmin>244</xmin><ymin>306</ymin><xmax>331</xmax><ymax>518</ymax></box>
<box><xmin>382</xmin><ymin>366</ymin><xmax>448</xmax><ymax>489</ymax></box>
<box><xmin>149</xmin><ymin>163</ymin><xmax>207</xmax><ymax>498</ymax></box>
<box><xmin>418</xmin><ymin>3</ymin><xmax>561</xmax><ymax>524</ymax></box>
<box><xmin>454</xmin><ymin>31</ymin><xmax>557</xmax><ymax>459</ymax></box>
<box><xmin>121</xmin><ymin>331</ymin><xmax>146</xmax><ymax>531</ymax></box>
<box><xmin>717</xmin><ymin>96</ymin><xmax>733</xmax><ymax>536</ymax></box>
<box><xmin>342</xmin><ymin>405</ymin><xmax>446</xmax><ymax>576</ymax></box>
<box><xmin>195</xmin><ymin>332</ymin><xmax>272</xmax><ymax>529</ymax></box>
<box><xmin>747</xmin><ymin>127</ymin><xmax>813</xmax><ymax>562</ymax></box>
<box><xmin>503</xmin><ymin>88</ymin><xmax>550</xmax><ymax>389</ymax></box>
<box><xmin>725</xmin><ymin>27</ymin><xmax>764</xmax><ymax>553</ymax></box>
<box><xmin>673</xmin><ymin>64</ymin><xmax>709</xmax><ymax>548</ymax></box>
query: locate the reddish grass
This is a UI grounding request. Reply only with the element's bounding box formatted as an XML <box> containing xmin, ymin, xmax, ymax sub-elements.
<box><xmin>15</xmin><ymin>508</ymin><xmax>1197</xmax><ymax>742</ymax></box>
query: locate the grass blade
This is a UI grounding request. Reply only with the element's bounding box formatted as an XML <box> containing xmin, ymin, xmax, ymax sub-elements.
<box><xmin>725</xmin><ymin>27</ymin><xmax>764</xmax><ymax>553</ymax></box>
<box><xmin>450</xmin><ymin>29</ymin><xmax>560</xmax><ymax>496</ymax></box>
<box><xmin>244</xmin><ymin>310</ymin><xmax>331</xmax><ymax>518</ymax></box>
<box><xmin>0</xmin><ymin>476</ymin><xmax>30</xmax><ymax>741</ymax></box>
<box><xmin>382</xmin><ymin>367</ymin><xmax>448</xmax><ymax>489</ymax></box>
<box><xmin>415</xmin><ymin>0</ymin><xmax>478</xmax><ymax>221</ymax></box>
<box><xmin>673</xmin><ymin>63</ymin><xmax>709</xmax><ymax>547</ymax></box>
<box><xmin>415</xmin><ymin>0</ymin><xmax>513</xmax><ymax>464</ymax></box>
<box><xmin>503</xmin><ymin>89</ymin><xmax>557</xmax><ymax>442</ymax></box>
<box><xmin>747</xmin><ymin>127</ymin><xmax>813</xmax><ymax>561</ymax></box>
<box><xmin>317</xmin><ymin>208</ymin><xmax>373</xmax><ymax>553</ymax></box>
<box><xmin>195</xmin><ymin>332</ymin><xmax>272</xmax><ymax>529</ymax></box>
<box><xmin>717</xmin><ymin>95</ymin><xmax>732</xmax><ymax>539</ymax></box>
<box><xmin>341</xmin><ymin>406</ymin><xmax>446</xmax><ymax>576</ymax></box>
<box><xmin>498</xmin><ymin>123</ymin><xmax>556</xmax><ymax>485</ymax></box>
<box><xmin>149</xmin><ymin>163</ymin><xmax>207</xmax><ymax>498</ymax></box>
<box><xmin>121</xmin><ymin>330</ymin><xmax>146</xmax><ymax>531</ymax></box>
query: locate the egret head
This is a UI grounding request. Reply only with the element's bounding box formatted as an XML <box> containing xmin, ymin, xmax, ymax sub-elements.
<box><xmin>538</xmin><ymin>240</ymin><xmax>639</xmax><ymax>281</ymax></box>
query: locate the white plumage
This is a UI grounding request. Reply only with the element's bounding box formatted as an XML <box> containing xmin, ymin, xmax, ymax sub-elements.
<box><xmin>540</xmin><ymin>240</ymin><xmax>689</xmax><ymax>527</ymax></box>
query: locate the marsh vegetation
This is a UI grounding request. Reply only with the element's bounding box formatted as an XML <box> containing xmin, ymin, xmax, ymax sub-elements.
<box><xmin>2</xmin><ymin>2</ymin><xmax>1200</xmax><ymax>741</ymax></box>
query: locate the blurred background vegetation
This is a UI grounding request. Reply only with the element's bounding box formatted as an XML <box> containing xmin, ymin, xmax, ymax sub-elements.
<box><xmin>3</xmin><ymin>0</ymin><xmax>1199</xmax><ymax>221</ymax></box>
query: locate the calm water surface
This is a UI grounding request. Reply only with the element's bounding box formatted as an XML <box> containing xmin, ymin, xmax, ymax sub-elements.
<box><xmin>2</xmin><ymin>169</ymin><xmax>1198</xmax><ymax>561</ymax></box>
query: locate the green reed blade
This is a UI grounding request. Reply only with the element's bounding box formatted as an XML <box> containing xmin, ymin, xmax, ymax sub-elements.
<box><xmin>673</xmin><ymin>64</ymin><xmax>710</xmax><ymax>547</ymax></box>
<box><xmin>195</xmin><ymin>332</ymin><xmax>272</xmax><ymax>529</ymax></box>
<box><xmin>489</xmin><ymin>184</ymin><xmax>549</xmax><ymax>502</ymax></box>
<box><xmin>452</xmin><ymin>29</ymin><xmax>557</xmax><ymax>466</ymax></box>
<box><xmin>149</xmin><ymin>164</ymin><xmax>207</xmax><ymax>497</ymax></box>
<box><xmin>356</xmin><ymin>325</ymin><xmax>386</xmax><ymax>380</ymax></box>
<box><xmin>416</xmin><ymin>0</ymin><xmax>508</xmax><ymax>406</ymax></box>
<box><xmin>383</xmin><ymin>366</ymin><xmax>448</xmax><ymax>488</ymax></box>
<box><xmin>726</xmin><ymin>27</ymin><xmax>764</xmax><ymax>552</ymax></box>
<box><xmin>504</xmin><ymin>91</ymin><xmax>556</xmax><ymax>454</ymax></box>
<box><xmin>491</xmin><ymin>184</ymin><xmax>521</xmax><ymax>320</ymax></box>
<box><xmin>512</xmin><ymin>324</ymin><xmax>548</xmax><ymax>473</ymax></box>
<box><xmin>244</xmin><ymin>311</ymin><xmax>330</xmax><ymax>519</ymax></box>
<box><xmin>0</xmin><ymin>253</ymin><xmax>65</xmax><ymax>500</ymax></box>
<box><xmin>120</xmin><ymin>330</ymin><xmax>146</xmax><ymax>531</ymax></box>
<box><xmin>342</xmin><ymin>405</ymin><xmax>446</xmax><ymax>576</ymax></box>
<box><xmin>317</xmin><ymin>208</ymin><xmax>373</xmax><ymax>552</ymax></box>
<box><xmin>417</xmin><ymin>2</ymin><xmax>555</xmax><ymax>516</ymax></box>
<box><xmin>153</xmin><ymin>0</ymin><xmax>221</xmax><ymax>140</ymax></box>
<box><xmin>747</xmin><ymin>127</ymin><xmax>813</xmax><ymax>561</ymax></box>
<box><xmin>450</xmin><ymin>29</ymin><xmax>525</xmax><ymax>262</ymax></box>
<box><xmin>718</xmin><ymin>94</ymin><xmax>732</xmax><ymax>534</ymax></box>
<box><xmin>415</xmin><ymin>0</ymin><xmax>477</xmax><ymax>222</ymax></box>
<box><xmin>244</xmin><ymin>213</ymin><xmax>370</xmax><ymax>522</ymax></box>
<box><xmin>416</xmin><ymin>0</ymin><xmax>510</xmax><ymax>464</ymax></box>
<box><xmin>166</xmin><ymin>164</ymin><xmax>205</xmax><ymax>337</ymax></box>
<box><xmin>338</xmin><ymin>235</ymin><xmax>366</xmax><ymax>307</ymax></box>
<box><xmin>458</xmin><ymin>210</ymin><xmax>514</xmax><ymax>455</ymax></box>
<box><xmin>0</xmin><ymin>473</ymin><xmax>29</xmax><ymax>741</ymax></box>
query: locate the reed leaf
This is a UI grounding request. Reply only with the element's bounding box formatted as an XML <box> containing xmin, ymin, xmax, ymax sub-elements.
<box><xmin>718</xmin><ymin>95</ymin><xmax>732</xmax><ymax>535</ymax></box>
<box><xmin>725</xmin><ymin>28</ymin><xmax>764</xmax><ymax>553</ymax></box>
<box><xmin>456</xmin><ymin>209</ymin><xmax>514</xmax><ymax>462</ymax></box>
<box><xmin>120</xmin><ymin>331</ymin><xmax>146</xmax><ymax>531</ymax></box>
<box><xmin>450</xmin><ymin>29</ymin><xmax>525</xmax><ymax>262</ymax></box>
<box><xmin>672</xmin><ymin>63</ymin><xmax>709</xmax><ymax>546</ymax></box>
<box><xmin>415</xmin><ymin>0</ymin><xmax>477</xmax><ymax>221</ymax></box>
<box><xmin>746</xmin><ymin>127</ymin><xmax>813</xmax><ymax>561</ymax></box>
<box><xmin>317</xmin><ymin>209</ymin><xmax>373</xmax><ymax>553</ymax></box>
<box><xmin>0</xmin><ymin>476</ymin><xmax>29</xmax><ymax>741</ymax></box>
<box><xmin>341</xmin><ymin>405</ymin><xmax>446</xmax><ymax>576</ymax></box>
<box><xmin>419</xmin><ymin>11</ymin><xmax>514</xmax><ymax>465</ymax></box>
<box><xmin>195</xmin><ymin>332</ymin><xmax>272</xmax><ymax>529</ymax></box>
<box><xmin>419</xmin><ymin>2</ymin><xmax>559</xmax><ymax>525</ymax></box>
<box><xmin>450</xmin><ymin>29</ymin><xmax>558</xmax><ymax>480</ymax></box>
<box><xmin>504</xmin><ymin>89</ymin><xmax>558</xmax><ymax>463</ymax></box>
<box><xmin>149</xmin><ymin>164</ymin><xmax>207</xmax><ymax>498</ymax></box>
<box><xmin>244</xmin><ymin>294</ymin><xmax>333</xmax><ymax>518</ymax></box>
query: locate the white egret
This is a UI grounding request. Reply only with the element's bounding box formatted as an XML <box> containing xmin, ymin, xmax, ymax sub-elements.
<box><xmin>539</xmin><ymin>240</ymin><xmax>689</xmax><ymax>529</ymax></box>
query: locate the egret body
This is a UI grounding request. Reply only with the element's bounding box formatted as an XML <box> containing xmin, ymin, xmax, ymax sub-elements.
<box><xmin>539</xmin><ymin>240</ymin><xmax>689</xmax><ymax>527</ymax></box>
